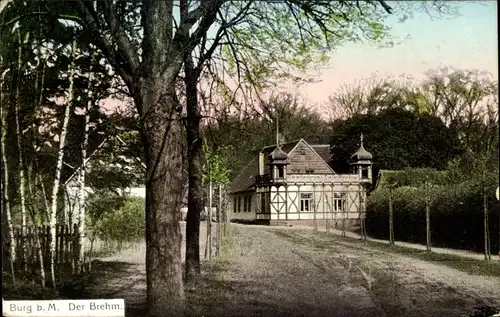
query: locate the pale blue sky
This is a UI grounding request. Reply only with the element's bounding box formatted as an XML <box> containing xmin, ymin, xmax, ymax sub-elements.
<box><xmin>297</xmin><ymin>1</ymin><xmax>498</xmax><ymax>105</ymax></box>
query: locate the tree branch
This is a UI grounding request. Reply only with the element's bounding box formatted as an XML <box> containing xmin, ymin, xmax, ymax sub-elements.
<box><xmin>195</xmin><ymin>1</ymin><xmax>253</xmax><ymax>77</ymax></box>
<box><xmin>76</xmin><ymin>1</ymin><xmax>133</xmax><ymax>89</ymax></box>
<box><xmin>98</xmin><ymin>0</ymin><xmax>140</xmax><ymax>74</ymax></box>
<box><xmin>171</xmin><ymin>0</ymin><xmax>225</xmax><ymax>61</ymax></box>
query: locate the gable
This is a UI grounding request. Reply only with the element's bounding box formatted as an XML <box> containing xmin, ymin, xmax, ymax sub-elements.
<box><xmin>229</xmin><ymin>140</ymin><xmax>335</xmax><ymax>193</ymax></box>
<box><xmin>288</xmin><ymin>140</ymin><xmax>335</xmax><ymax>175</ymax></box>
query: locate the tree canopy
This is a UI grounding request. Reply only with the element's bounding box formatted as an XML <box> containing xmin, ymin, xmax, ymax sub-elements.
<box><xmin>329</xmin><ymin>108</ymin><xmax>463</xmax><ymax>175</ymax></box>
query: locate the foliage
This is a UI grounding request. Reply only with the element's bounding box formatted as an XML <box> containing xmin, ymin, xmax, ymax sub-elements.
<box><xmin>208</xmin><ymin>93</ymin><xmax>331</xmax><ymax>179</ymax></box>
<box><xmin>202</xmin><ymin>140</ymin><xmax>231</xmax><ymax>185</ymax></box>
<box><xmin>86</xmin><ymin>190</ymin><xmax>144</xmax><ymax>244</ymax></box>
<box><xmin>376</xmin><ymin>168</ymin><xmax>449</xmax><ymax>189</ymax></box>
<box><xmin>212</xmin><ymin>1</ymin><xmax>456</xmax><ymax>99</ymax></box>
<box><xmin>330</xmin><ymin>108</ymin><xmax>462</xmax><ymax>175</ymax></box>
<box><xmin>327</xmin><ymin>67</ymin><xmax>498</xmax><ymax>161</ymax></box>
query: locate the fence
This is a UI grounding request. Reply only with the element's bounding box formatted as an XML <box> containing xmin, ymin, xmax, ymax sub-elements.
<box><xmin>6</xmin><ymin>224</ymin><xmax>79</xmax><ymax>267</ymax></box>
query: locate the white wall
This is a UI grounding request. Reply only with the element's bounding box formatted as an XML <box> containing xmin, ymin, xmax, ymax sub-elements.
<box><xmin>269</xmin><ymin>183</ymin><xmax>365</xmax><ymax>221</ymax></box>
<box><xmin>228</xmin><ymin>193</ymin><xmax>257</xmax><ymax>221</ymax></box>
<box><xmin>227</xmin><ymin>179</ymin><xmax>367</xmax><ymax>223</ymax></box>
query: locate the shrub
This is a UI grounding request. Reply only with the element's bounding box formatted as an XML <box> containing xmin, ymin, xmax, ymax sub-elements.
<box><xmin>367</xmin><ymin>170</ymin><xmax>499</xmax><ymax>253</ymax></box>
<box><xmin>86</xmin><ymin>190</ymin><xmax>145</xmax><ymax>247</ymax></box>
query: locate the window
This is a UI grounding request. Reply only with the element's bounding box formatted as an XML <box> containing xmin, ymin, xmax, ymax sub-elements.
<box><xmin>233</xmin><ymin>196</ymin><xmax>237</xmax><ymax>213</ymax></box>
<box><xmin>361</xmin><ymin>168</ymin><xmax>369</xmax><ymax>179</ymax></box>
<box><xmin>243</xmin><ymin>195</ymin><xmax>247</xmax><ymax>212</ymax></box>
<box><xmin>300</xmin><ymin>193</ymin><xmax>313</xmax><ymax>212</ymax></box>
<box><xmin>334</xmin><ymin>193</ymin><xmax>346</xmax><ymax>211</ymax></box>
<box><xmin>244</xmin><ymin>195</ymin><xmax>251</xmax><ymax>212</ymax></box>
<box><xmin>248</xmin><ymin>195</ymin><xmax>252</xmax><ymax>212</ymax></box>
<box><xmin>238</xmin><ymin>196</ymin><xmax>242</xmax><ymax>213</ymax></box>
<box><xmin>278</xmin><ymin>166</ymin><xmax>284</xmax><ymax>178</ymax></box>
<box><xmin>305</xmin><ymin>168</ymin><xmax>314</xmax><ymax>174</ymax></box>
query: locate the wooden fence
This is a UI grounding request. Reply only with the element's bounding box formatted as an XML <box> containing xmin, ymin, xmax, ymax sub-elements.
<box><xmin>6</xmin><ymin>224</ymin><xmax>79</xmax><ymax>267</ymax></box>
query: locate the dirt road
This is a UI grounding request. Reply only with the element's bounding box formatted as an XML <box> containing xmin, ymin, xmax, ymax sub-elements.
<box><xmin>89</xmin><ymin>221</ymin><xmax>215</xmax><ymax>314</ymax></box>
<box><xmin>92</xmin><ymin>224</ymin><xmax>500</xmax><ymax>317</ymax></box>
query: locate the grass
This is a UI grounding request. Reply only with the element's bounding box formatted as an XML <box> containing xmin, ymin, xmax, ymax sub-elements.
<box><xmin>185</xmin><ymin>224</ymin><xmax>237</xmax><ymax>317</ymax></box>
<box><xmin>2</xmin><ymin>240</ymin><xmax>137</xmax><ymax>301</ymax></box>
<box><xmin>274</xmin><ymin>229</ymin><xmax>500</xmax><ymax>278</ymax></box>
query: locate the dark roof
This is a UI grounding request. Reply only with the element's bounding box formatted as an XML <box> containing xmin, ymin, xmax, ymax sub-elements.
<box><xmin>269</xmin><ymin>147</ymin><xmax>289</xmax><ymax>161</ymax></box>
<box><xmin>351</xmin><ymin>145</ymin><xmax>373</xmax><ymax>162</ymax></box>
<box><xmin>228</xmin><ymin>156</ymin><xmax>260</xmax><ymax>194</ymax></box>
<box><xmin>311</xmin><ymin>145</ymin><xmax>331</xmax><ymax>165</ymax></box>
<box><xmin>350</xmin><ymin>135</ymin><xmax>372</xmax><ymax>164</ymax></box>
<box><xmin>228</xmin><ymin>140</ymin><xmax>331</xmax><ymax>194</ymax></box>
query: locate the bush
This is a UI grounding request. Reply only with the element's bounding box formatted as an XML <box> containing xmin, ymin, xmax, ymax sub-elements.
<box><xmin>367</xmin><ymin>172</ymin><xmax>499</xmax><ymax>253</ymax></box>
<box><xmin>86</xmin><ymin>190</ymin><xmax>145</xmax><ymax>246</ymax></box>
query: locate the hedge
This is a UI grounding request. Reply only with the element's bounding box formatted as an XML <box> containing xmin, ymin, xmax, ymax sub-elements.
<box><xmin>367</xmin><ymin>177</ymin><xmax>499</xmax><ymax>253</ymax></box>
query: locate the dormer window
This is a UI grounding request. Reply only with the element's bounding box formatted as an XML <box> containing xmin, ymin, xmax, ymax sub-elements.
<box><xmin>278</xmin><ymin>166</ymin><xmax>284</xmax><ymax>178</ymax></box>
<box><xmin>268</xmin><ymin>147</ymin><xmax>290</xmax><ymax>182</ymax></box>
<box><xmin>362</xmin><ymin>168</ymin><xmax>368</xmax><ymax>179</ymax></box>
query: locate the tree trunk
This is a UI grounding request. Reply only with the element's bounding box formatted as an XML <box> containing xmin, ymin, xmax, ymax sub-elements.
<box><xmin>217</xmin><ymin>183</ymin><xmax>222</xmax><ymax>257</ymax></box>
<box><xmin>1</xmin><ymin>70</ymin><xmax>16</xmax><ymax>285</ymax></box>
<box><xmin>15</xmin><ymin>30</ymin><xmax>28</xmax><ymax>275</ymax></box>
<box><xmin>389</xmin><ymin>192</ymin><xmax>394</xmax><ymax>245</ymax></box>
<box><xmin>361</xmin><ymin>190</ymin><xmax>367</xmax><ymax>241</ymax></box>
<box><xmin>425</xmin><ymin>197</ymin><xmax>431</xmax><ymax>252</ymax></box>
<box><xmin>138</xmin><ymin>89</ymin><xmax>185</xmax><ymax>317</ymax></box>
<box><xmin>483</xmin><ymin>190</ymin><xmax>491</xmax><ymax>260</ymax></box>
<box><xmin>26</xmin><ymin>163</ymin><xmax>46</xmax><ymax>287</ymax></box>
<box><xmin>184</xmin><ymin>52</ymin><xmax>202</xmax><ymax>281</ymax></box>
<box><xmin>76</xmin><ymin>57</ymin><xmax>94</xmax><ymax>273</ymax></box>
<box><xmin>49</xmin><ymin>38</ymin><xmax>76</xmax><ymax>288</ymax></box>
<box><xmin>208</xmin><ymin>177</ymin><xmax>213</xmax><ymax>261</ymax></box>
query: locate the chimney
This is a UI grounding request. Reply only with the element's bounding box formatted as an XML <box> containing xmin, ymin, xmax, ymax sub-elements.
<box><xmin>258</xmin><ymin>152</ymin><xmax>264</xmax><ymax>175</ymax></box>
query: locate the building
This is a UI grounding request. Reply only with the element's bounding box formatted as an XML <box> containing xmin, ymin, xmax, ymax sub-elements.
<box><xmin>228</xmin><ymin>135</ymin><xmax>373</xmax><ymax>229</ymax></box>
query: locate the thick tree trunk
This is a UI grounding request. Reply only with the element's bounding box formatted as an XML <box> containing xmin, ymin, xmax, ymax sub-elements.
<box><xmin>184</xmin><ymin>55</ymin><xmax>202</xmax><ymax>281</ymax></box>
<box><xmin>138</xmin><ymin>89</ymin><xmax>185</xmax><ymax>317</ymax></box>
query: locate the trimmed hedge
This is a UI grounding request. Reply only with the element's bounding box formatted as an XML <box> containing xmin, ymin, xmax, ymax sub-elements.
<box><xmin>367</xmin><ymin>178</ymin><xmax>499</xmax><ymax>253</ymax></box>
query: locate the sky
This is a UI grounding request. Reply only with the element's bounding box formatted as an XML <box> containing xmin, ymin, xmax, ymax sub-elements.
<box><xmin>294</xmin><ymin>1</ymin><xmax>498</xmax><ymax>107</ymax></box>
<box><xmin>102</xmin><ymin>1</ymin><xmax>498</xmax><ymax>116</ymax></box>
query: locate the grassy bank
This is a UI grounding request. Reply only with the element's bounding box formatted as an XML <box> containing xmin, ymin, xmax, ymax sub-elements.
<box><xmin>186</xmin><ymin>224</ymin><xmax>236</xmax><ymax>317</ymax></box>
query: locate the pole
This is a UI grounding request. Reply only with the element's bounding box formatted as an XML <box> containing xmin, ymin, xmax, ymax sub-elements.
<box><xmin>217</xmin><ymin>183</ymin><xmax>222</xmax><ymax>257</ymax></box>
<box><xmin>208</xmin><ymin>175</ymin><xmax>213</xmax><ymax>260</ymax></box>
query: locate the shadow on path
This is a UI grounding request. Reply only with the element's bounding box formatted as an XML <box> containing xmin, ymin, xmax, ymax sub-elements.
<box><xmin>86</xmin><ymin>260</ymin><xmax>147</xmax><ymax>316</ymax></box>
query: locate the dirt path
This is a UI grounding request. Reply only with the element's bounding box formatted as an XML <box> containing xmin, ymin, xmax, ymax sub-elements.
<box><xmin>90</xmin><ymin>224</ymin><xmax>500</xmax><ymax>317</ymax></box>
<box><xmin>88</xmin><ymin>221</ymin><xmax>215</xmax><ymax>315</ymax></box>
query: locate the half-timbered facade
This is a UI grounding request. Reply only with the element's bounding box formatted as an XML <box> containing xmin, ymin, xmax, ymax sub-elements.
<box><xmin>228</xmin><ymin>136</ymin><xmax>373</xmax><ymax>229</ymax></box>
